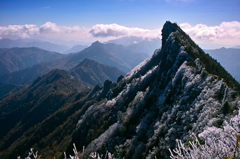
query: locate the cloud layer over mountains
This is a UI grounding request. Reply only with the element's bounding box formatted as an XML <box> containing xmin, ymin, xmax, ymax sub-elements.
<box><xmin>0</xmin><ymin>22</ymin><xmax>90</xmax><ymax>41</ymax></box>
<box><xmin>0</xmin><ymin>21</ymin><xmax>239</xmax><ymax>48</ymax></box>
<box><xmin>89</xmin><ymin>23</ymin><xmax>160</xmax><ymax>38</ymax></box>
<box><xmin>180</xmin><ymin>21</ymin><xmax>240</xmax><ymax>45</ymax></box>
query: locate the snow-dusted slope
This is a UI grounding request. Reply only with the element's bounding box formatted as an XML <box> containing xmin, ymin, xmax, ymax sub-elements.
<box><xmin>72</xmin><ymin>21</ymin><xmax>240</xmax><ymax>159</ymax></box>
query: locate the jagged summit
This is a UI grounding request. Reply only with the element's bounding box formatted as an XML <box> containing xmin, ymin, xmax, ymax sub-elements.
<box><xmin>162</xmin><ymin>21</ymin><xmax>240</xmax><ymax>92</ymax></box>
<box><xmin>161</xmin><ymin>21</ymin><xmax>177</xmax><ymax>46</ymax></box>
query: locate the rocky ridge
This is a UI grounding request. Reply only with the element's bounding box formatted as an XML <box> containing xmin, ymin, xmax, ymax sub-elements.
<box><xmin>71</xmin><ymin>21</ymin><xmax>240</xmax><ymax>158</ymax></box>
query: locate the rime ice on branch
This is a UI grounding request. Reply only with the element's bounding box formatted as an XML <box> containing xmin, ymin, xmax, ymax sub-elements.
<box><xmin>169</xmin><ymin>110</ymin><xmax>240</xmax><ymax>159</ymax></box>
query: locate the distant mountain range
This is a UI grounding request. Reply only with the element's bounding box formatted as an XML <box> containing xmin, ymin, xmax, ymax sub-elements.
<box><xmin>0</xmin><ymin>38</ymin><xmax>238</xmax><ymax>83</ymax></box>
<box><xmin>0</xmin><ymin>58</ymin><xmax>124</xmax><ymax>103</ymax></box>
<box><xmin>126</xmin><ymin>38</ymin><xmax>161</xmax><ymax>55</ymax></box>
<box><xmin>232</xmin><ymin>45</ymin><xmax>240</xmax><ymax>49</ymax></box>
<box><xmin>63</xmin><ymin>44</ymin><xmax>88</xmax><ymax>54</ymax></box>
<box><xmin>70</xmin><ymin>58</ymin><xmax>125</xmax><ymax>86</ymax></box>
<box><xmin>0</xmin><ymin>41</ymin><xmax>147</xmax><ymax>85</ymax></box>
<box><xmin>106</xmin><ymin>36</ymin><xmax>147</xmax><ymax>46</ymax></box>
<box><xmin>205</xmin><ymin>47</ymin><xmax>240</xmax><ymax>82</ymax></box>
<box><xmin>0</xmin><ymin>36</ymin><xmax>161</xmax><ymax>56</ymax></box>
<box><xmin>65</xmin><ymin>41</ymin><xmax>132</xmax><ymax>72</ymax></box>
<box><xmin>0</xmin><ymin>47</ymin><xmax>64</xmax><ymax>76</ymax></box>
<box><xmin>105</xmin><ymin>36</ymin><xmax>161</xmax><ymax>55</ymax></box>
<box><xmin>0</xmin><ymin>38</ymin><xmax>70</xmax><ymax>53</ymax></box>
<box><xmin>0</xmin><ymin>57</ymin><xmax>126</xmax><ymax>113</ymax></box>
<box><xmin>103</xmin><ymin>43</ymin><xmax>150</xmax><ymax>68</ymax></box>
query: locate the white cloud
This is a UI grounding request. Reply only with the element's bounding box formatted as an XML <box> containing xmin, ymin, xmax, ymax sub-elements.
<box><xmin>180</xmin><ymin>21</ymin><xmax>240</xmax><ymax>48</ymax></box>
<box><xmin>0</xmin><ymin>21</ymin><xmax>239</xmax><ymax>48</ymax></box>
<box><xmin>0</xmin><ymin>24</ymin><xmax>39</xmax><ymax>39</ymax></box>
<box><xmin>38</xmin><ymin>22</ymin><xmax>91</xmax><ymax>41</ymax></box>
<box><xmin>39</xmin><ymin>22</ymin><xmax>60</xmax><ymax>34</ymax></box>
<box><xmin>0</xmin><ymin>22</ymin><xmax>90</xmax><ymax>41</ymax></box>
<box><xmin>89</xmin><ymin>23</ymin><xmax>161</xmax><ymax>38</ymax></box>
<box><xmin>39</xmin><ymin>22</ymin><xmax>88</xmax><ymax>35</ymax></box>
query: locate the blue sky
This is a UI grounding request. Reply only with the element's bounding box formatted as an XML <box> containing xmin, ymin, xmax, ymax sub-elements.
<box><xmin>1</xmin><ymin>0</ymin><xmax>239</xmax><ymax>27</ymax></box>
<box><xmin>0</xmin><ymin>0</ymin><xmax>240</xmax><ymax>48</ymax></box>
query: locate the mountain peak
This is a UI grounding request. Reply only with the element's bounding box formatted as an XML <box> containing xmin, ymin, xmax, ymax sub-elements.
<box><xmin>91</xmin><ymin>41</ymin><xmax>102</xmax><ymax>46</ymax></box>
<box><xmin>70</xmin><ymin>58</ymin><xmax>125</xmax><ymax>85</ymax></box>
<box><xmin>161</xmin><ymin>21</ymin><xmax>177</xmax><ymax>46</ymax></box>
<box><xmin>74</xmin><ymin>58</ymin><xmax>106</xmax><ymax>69</ymax></box>
<box><xmin>161</xmin><ymin>21</ymin><xmax>240</xmax><ymax>92</ymax></box>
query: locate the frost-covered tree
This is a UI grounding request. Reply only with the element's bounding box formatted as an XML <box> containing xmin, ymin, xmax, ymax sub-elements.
<box><xmin>17</xmin><ymin>143</ymin><xmax>115</xmax><ymax>159</ymax></box>
<box><xmin>17</xmin><ymin>148</ymin><xmax>40</xmax><ymax>159</ymax></box>
<box><xmin>169</xmin><ymin>111</ymin><xmax>240</xmax><ymax>159</ymax></box>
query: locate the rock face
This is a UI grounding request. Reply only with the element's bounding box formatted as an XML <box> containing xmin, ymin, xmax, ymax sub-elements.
<box><xmin>71</xmin><ymin>21</ymin><xmax>240</xmax><ymax>158</ymax></box>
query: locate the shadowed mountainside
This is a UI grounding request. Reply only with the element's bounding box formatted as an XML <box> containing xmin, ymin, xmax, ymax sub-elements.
<box><xmin>0</xmin><ymin>47</ymin><xmax>64</xmax><ymax>76</ymax></box>
<box><xmin>0</xmin><ymin>68</ymin><xmax>92</xmax><ymax>158</ymax></box>
<box><xmin>205</xmin><ymin>47</ymin><xmax>240</xmax><ymax>82</ymax></box>
<box><xmin>0</xmin><ymin>42</ymin><xmax>147</xmax><ymax>85</ymax></box>
<box><xmin>70</xmin><ymin>58</ymin><xmax>126</xmax><ymax>86</ymax></box>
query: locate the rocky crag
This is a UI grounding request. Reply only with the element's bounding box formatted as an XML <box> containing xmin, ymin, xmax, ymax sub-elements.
<box><xmin>71</xmin><ymin>21</ymin><xmax>240</xmax><ymax>158</ymax></box>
